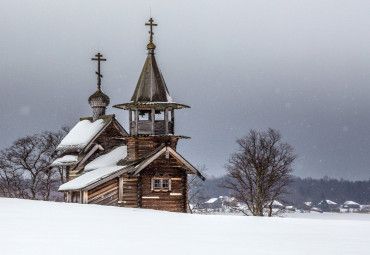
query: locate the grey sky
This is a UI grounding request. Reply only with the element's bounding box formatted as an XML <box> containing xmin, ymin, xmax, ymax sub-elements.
<box><xmin>1</xmin><ymin>1</ymin><xmax>370</xmax><ymax>180</ymax></box>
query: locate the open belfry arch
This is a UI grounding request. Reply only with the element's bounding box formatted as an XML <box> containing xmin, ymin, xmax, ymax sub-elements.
<box><xmin>53</xmin><ymin>18</ymin><xmax>205</xmax><ymax>212</ymax></box>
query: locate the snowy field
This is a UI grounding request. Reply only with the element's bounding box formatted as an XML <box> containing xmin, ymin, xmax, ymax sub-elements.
<box><xmin>0</xmin><ymin>198</ymin><xmax>369</xmax><ymax>255</ymax></box>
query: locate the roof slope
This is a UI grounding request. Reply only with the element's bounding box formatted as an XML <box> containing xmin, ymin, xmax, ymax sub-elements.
<box><xmin>56</xmin><ymin>115</ymin><xmax>126</xmax><ymax>153</ymax></box>
<box><xmin>59</xmin><ymin>145</ymin><xmax>205</xmax><ymax>191</ymax></box>
<box><xmin>51</xmin><ymin>155</ymin><xmax>79</xmax><ymax>167</ymax></box>
<box><xmin>59</xmin><ymin>146</ymin><xmax>128</xmax><ymax>191</ymax></box>
<box><xmin>131</xmin><ymin>53</ymin><xmax>172</xmax><ymax>103</ymax></box>
<box><xmin>318</xmin><ymin>200</ymin><xmax>337</xmax><ymax>205</ymax></box>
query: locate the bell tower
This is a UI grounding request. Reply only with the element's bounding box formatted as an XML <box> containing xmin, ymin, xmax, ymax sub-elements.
<box><xmin>114</xmin><ymin>18</ymin><xmax>190</xmax><ymax>160</ymax></box>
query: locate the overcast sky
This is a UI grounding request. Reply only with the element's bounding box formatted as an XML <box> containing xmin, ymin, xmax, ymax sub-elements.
<box><xmin>1</xmin><ymin>1</ymin><xmax>370</xmax><ymax>180</ymax></box>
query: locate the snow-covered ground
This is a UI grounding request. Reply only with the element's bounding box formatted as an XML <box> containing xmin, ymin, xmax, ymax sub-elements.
<box><xmin>0</xmin><ymin>198</ymin><xmax>369</xmax><ymax>255</ymax></box>
<box><xmin>283</xmin><ymin>211</ymin><xmax>370</xmax><ymax>221</ymax></box>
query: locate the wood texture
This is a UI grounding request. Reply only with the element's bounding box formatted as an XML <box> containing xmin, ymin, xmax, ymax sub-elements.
<box><xmin>88</xmin><ymin>178</ymin><xmax>119</xmax><ymax>206</ymax></box>
<box><xmin>139</xmin><ymin>154</ymin><xmax>186</xmax><ymax>213</ymax></box>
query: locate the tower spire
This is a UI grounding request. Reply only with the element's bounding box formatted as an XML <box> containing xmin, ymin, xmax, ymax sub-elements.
<box><xmin>89</xmin><ymin>52</ymin><xmax>110</xmax><ymax>121</ymax></box>
<box><xmin>91</xmin><ymin>52</ymin><xmax>107</xmax><ymax>90</ymax></box>
<box><xmin>145</xmin><ymin>17</ymin><xmax>157</xmax><ymax>51</ymax></box>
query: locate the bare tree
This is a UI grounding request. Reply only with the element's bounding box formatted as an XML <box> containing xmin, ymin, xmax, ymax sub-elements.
<box><xmin>0</xmin><ymin>153</ymin><xmax>29</xmax><ymax>198</ymax></box>
<box><xmin>187</xmin><ymin>165</ymin><xmax>207</xmax><ymax>213</ymax></box>
<box><xmin>224</xmin><ymin>128</ymin><xmax>296</xmax><ymax>216</ymax></box>
<box><xmin>0</xmin><ymin>128</ymin><xmax>67</xmax><ymax>200</ymax></box>
<box><xmin>41</xmin><ymin>129</ymin><xmax>69</xmax><ymax>185</ymax></box>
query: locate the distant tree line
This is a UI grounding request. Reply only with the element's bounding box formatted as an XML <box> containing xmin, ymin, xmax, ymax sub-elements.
<box><xmin>195</xmin><ymin>175</ymin><xmax>370</xmax><ymax>205</ymax></box>
<box><xmin>286</xmin><ymin>176</ymin><xmax>370</xmax><ymax>205</ymax></box>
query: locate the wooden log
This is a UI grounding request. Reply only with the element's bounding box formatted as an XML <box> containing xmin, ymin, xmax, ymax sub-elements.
<box><xmin>129</xmin><ymin>109</ymin><xmax>132</xmax><ymax>135</ymax></box>
<box><xmin>135</xmin><ymin>109</ymin><xmax>138</xmax><ymax>135</ymax></box>
<box><xmin>83</xmin><ymin>191</ymin><xmax>88</xmax><ymax>204</ymax></box>
<box><xmin>165</xmin><ymin>108</ymin><xmax>168</xmax><ymax>135</ymax></box>
<box><xmin>171</xmin><ymin>109</ymin><xmax>174</xmax><ymax>134</ymax></box>
<box><xmin>151</xmin><ymin>108</ymin><xmax>155</xmax><ymax>134</ymax></box>
<box><xmin>119</xmin><ymin>176</ymin><xmax>123</xmax><ymax>201</ymax></box>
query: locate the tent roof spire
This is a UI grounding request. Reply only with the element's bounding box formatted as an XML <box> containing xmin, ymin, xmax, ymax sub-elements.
<box><xmin>113</xmin><ymin>18</ymin><xmax>189</xmax><ymax>110</ymax></box>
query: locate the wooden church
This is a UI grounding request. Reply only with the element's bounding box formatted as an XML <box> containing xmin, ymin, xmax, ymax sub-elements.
<box><xmin>52</xmin><ymin>18</ymin><xmax>205</xmax><ymax>213</ymax></box>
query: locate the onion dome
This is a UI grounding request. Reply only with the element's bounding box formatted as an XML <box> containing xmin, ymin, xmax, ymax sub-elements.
<box><xmin>88</xmin><ymin>89</ymin><xmax>110</xmax><ymax>107</ymax></box>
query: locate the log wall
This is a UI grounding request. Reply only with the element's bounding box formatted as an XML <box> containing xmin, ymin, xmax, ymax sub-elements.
<box><xmin>126</xmin><ymin>137</ymin><xmax>179</xmax><ymax>161</ymax></box>
<box><xmin>88</xmin><ymin>178</ymin><xmax>119</xmax><ymax>206</ymax></box>
<box><xmin>118</xmin><ymin>177</ymin><xmax>139</xmax><ymax>208</ymax></box>
<box><xmin>139</xmin><ymin>154</ymin><xmax>187</xmax><ymax>213</ymax></box>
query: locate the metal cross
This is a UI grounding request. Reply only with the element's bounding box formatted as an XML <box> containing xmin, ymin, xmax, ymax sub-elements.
<box><xmin>145</xmin><ymin>18</ymin><xmax>157</xmax><ymax>44</ymax></box>
<box><xmin>91</xmin><ymin>52</ymin><xmax>107</xmax><ymax>90</ymax></box>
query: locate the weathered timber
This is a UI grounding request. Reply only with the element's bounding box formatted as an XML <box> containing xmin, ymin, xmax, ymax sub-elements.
<box><xmin>118</xmin><ymin>177</ymin><xmax>139</xmax><ymax>208</ymax></box>
<box><xmin>130</xmin><ymin>121</ymin><xmax>174</xmax><ymax>136</ymax></box>
<box><xmin>88</xmin><ymin>178</ymin><xmax>118</xmax><ymax>206</ymax></box>
<box><xmin>139</xmin><ymin>154</ymin><xmax>186</xmax><ymax>212</ymax></box>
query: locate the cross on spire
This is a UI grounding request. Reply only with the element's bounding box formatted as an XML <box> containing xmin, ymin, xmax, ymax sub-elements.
<box><xmin>91</xmin><ymin>52</ymin><xmax>107</xmax><ymax>90</ymax></box>
<box><xmin>145</xmin><ymin>17</ymin><xmax>157</xmax><ymax>50</ymax></box>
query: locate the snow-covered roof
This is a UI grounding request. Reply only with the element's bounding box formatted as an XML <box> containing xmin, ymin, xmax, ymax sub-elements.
<box><xmin>319</xmin><ymin>200</ymin><xmax>337</xmax><ymax>205</ymax></box>
<box><xmin>59</xmin><ymin>145</ymin><xmax>205</xmax><ymax>191</ymax></box>
<box><xmin>272</xmin><ymin>200</ymin><xmax>284</xmax><ymax>207</ymax></box>
<box><xmin>205</xmin><ymin>198</ymin><xmax>219</xmax><ymax>204</ymax></box>
<box><xmin>59</xmin><ymin>146</ymin><xmax>128</xmax><ymax>191</ymax></box>
<box><xmin>222</xmin><ymin>196</ymin><xmax>237</xmax><ymax>203</ymax></box>
<box><xmin>56</xmin><ymin>119</ymin><xmax>107</xmax><ymax>152</ymax></box>
<box><xmin>84</xmin><ymin>146</ymin><xmax>126</xmax><ymax>171</ymax></box>
<box><xmin>344</xmin><ymin>201</ymin><xmax>360</xmax><ymax>206</ymax></box>
<box><xmin>50</xmin><ymin>155</ymin><xmax>79</xmax><ymax>167</ymax></box>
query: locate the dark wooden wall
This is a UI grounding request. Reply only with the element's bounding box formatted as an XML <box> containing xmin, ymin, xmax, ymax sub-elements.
<box><xmin>88</xmin><ymin>178</ymin><xmax>119</xmax><ymax>206</ymax></box>
<box><xmin>126</xmin><ymin>136</ymin><xmax>179</xmax><ymax>161</ymax></box>
<box><xmin>130</xmin><ymin>120</ymin><xmax>174</xmax><ymax>135</ymax></box>
<box><xmin>139</xmin><ymin>155</ymin><xmax>187</xmax><ymax>213</ymax></box>
<box><xmin>119</xmin><ymin>177</ymin><xmax>139</xmax><ymax>208</ymax></box>
<box><xmin>94</xmin><ymin>123</ymin><xmax>125</xmax><ymax>153</ymax></box>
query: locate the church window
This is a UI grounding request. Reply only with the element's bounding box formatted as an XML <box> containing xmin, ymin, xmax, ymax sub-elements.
<box><xmin>162</xmin><ymin>179</ymin><xmax>169</xmax><ymax>189</ymax></box>
<box><xmin>154</xmin><ymin>179</ymin><xmax>161</xmax><ymax>189</ymax></box>
<box><xmin>151</xmin><ymin>177</ymin><xmax>171</xmax><ymax>191</ymax></box>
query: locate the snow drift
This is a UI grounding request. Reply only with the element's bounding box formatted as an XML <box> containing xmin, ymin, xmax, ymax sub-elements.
<box><xmin>0</xmin><ymin>198</ymin><xmax>369</xmax><ymax>255</ymax></box>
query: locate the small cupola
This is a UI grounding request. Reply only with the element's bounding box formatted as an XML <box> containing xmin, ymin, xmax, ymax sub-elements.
<box><xmin>89</xmin><ymin>52</ymin><xmax>110</xmax><ymax>121</ymax></box>
<box><xmin>113</xmin><ymin>18</ymin><xmax>189</xmax><ymax>136</ymax></box>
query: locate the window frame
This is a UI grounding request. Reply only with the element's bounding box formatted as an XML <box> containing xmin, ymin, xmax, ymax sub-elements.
<box><xmin>151</xmin><ymin>177</ymin><xmax>171</xmax><ymax>192</ymax></box>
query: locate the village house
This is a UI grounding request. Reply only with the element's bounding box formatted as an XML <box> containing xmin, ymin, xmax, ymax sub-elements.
<box><xmin>318</xmin><ymin>199</ymin><xmax>339</xmax><ymax>212</ymax></box>
<box><xmin>52</xmin><ymin>18</ymin><xmax>205</xmax><ymax>212</ymax></box>
<box><xmin>301</xmin><ymin>202</ymin><xmax>313</xmax><ymax>211</ymax></box>
<box><xmin>342</xmin><ymin>201</ymin><xmax>361</xmax><ymax>212</ymax></box>
<box><xmin>200</xmin><ymin>197</ymin><xmax>223</xmax><ymax>211</ymax></box>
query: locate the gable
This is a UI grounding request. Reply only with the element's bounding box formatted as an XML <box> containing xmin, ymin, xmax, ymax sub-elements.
<box><xmin>56</xmin><ymin>118</ymin><xmax>106</xmax><ymax>152</ymax></box>
<box><xmin>131</xmin><ymin>146</ymin><xmax>205</xmax><ymax>181</ymax></box>
<box><xmin>140</xmin><ymin>153</ymin><xmax>185</xmax><ymax>175</ymax></box>
<box><xmin>56</xmin><ymin>115</ymin><xmax>128</xmax><ymax>154</ymax></box>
